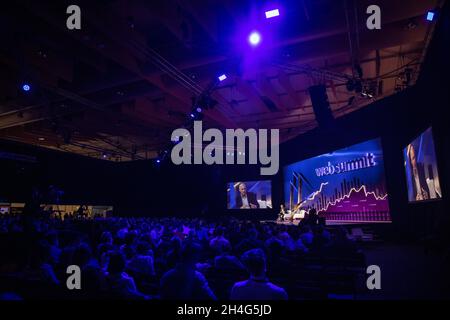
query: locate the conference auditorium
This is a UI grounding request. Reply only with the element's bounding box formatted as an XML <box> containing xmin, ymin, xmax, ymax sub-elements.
<box><xmin>1</xmin><ymin>0</ymin><xmax>449</xmax><ymax>303</ymax></box>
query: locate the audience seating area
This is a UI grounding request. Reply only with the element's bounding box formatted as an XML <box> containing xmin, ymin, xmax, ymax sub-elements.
<box><xmin>0</xmin><ymin>214</ymin><xmax>367</xmax><ymax>300</ymax></box>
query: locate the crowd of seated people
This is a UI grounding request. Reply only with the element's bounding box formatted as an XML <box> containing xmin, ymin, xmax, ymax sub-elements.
<box><xmin>0</xmin><ymin>212</ymin><xmax>364</xmax><ymax>300</ymax></box>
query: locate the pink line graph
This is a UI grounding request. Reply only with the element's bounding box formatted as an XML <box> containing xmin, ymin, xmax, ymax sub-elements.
<box><xmin>303</xmin><ymin>183</ymin><xmax>388</xmax><ymax>213</ymax></box>
<box><xmin>306</xmin><ymin>182</ymin><xmax>329</xmax><ymax>201</ymax></box>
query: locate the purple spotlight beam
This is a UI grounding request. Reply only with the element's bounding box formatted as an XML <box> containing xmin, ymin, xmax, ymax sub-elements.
<box><xmin>265</xmin><ymin>9</ymin><xmax>280</xmax><ymax>19</ymax></box>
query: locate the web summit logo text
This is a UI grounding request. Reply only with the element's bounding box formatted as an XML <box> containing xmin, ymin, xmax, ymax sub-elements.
<box><xmin>170</xmin><ymin>121</ymin><xmax>279</xmax><ymax>175</ymax></box>
<box><xmin>315</xmin><ymin>153</ymin><xmax>376</xmax><ymax>177</ymax></box>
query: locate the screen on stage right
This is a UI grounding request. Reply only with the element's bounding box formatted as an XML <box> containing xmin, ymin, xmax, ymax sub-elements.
<box><xmin>283</xmin><ymin>138</ymin><xmax>391</xmax><ymax>224</ymax></box>
<box><xmin>404</xmin><ymin>127</ymin><xmax>442</xmax><ymax>202</ymax></box>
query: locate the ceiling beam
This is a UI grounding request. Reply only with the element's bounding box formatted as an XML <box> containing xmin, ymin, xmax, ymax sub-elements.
<box><xmin>233</xmin><ymin>77</ymin><xmax>269</xmax><ymax>114</ymax></box>
<box><xmin>256</xmin><ymin>73</ymin><xmax>287</xmax><ymax>111</ymax></box>
<box><xmin>278</xmin><ymin>69</ymin><xmax>304</xmax><ymax>108</ymax></box>
<box><xmin>180</xmin><ymin>0</ymin><xmax>218</xmax><ymax>43</ymax></box>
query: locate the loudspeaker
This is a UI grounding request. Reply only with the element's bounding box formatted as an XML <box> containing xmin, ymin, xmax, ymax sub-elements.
<box><xmin>308</xmin><ymin>85</ymin><xmax>334</xmax><ymax>127</ymax></box>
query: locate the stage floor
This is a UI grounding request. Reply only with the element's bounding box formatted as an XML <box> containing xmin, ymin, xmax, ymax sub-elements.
<box><xmin>261</xmin><ymin>219</ymin><xmax>392</xmax><ymax>226</ymax></box>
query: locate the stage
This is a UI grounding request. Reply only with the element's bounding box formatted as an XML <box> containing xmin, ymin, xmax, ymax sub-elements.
<box><xmin>261</xmin><ymin>219</ymin><xmax>392</xmax><ymax>226</ymax></box>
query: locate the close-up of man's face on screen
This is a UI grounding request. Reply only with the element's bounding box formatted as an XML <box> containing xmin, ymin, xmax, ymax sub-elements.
<box><xmin>404</xmin><ymin>127</ymin><xmax>442</xmax><ymax>202</ymax></box>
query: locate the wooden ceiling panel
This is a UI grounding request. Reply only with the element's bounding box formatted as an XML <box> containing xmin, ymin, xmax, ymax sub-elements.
<box><xmin>0</xmin><ymin>0</ymin><xmax>442</xmax><ymax>160</ymax></box>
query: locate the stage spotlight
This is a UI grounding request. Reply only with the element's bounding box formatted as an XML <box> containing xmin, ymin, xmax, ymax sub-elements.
<box><xmin>426</xmin><ymin>11</ymin><xmax>435</xmax><ymax>21</ymax></box>
<box><xmin>156</xmin><ymin>159</ymin><xmax>161</xmax><ymax>163</ymax></box>
<box><xmin>189</xmin><ymin>109</ymin><xmax>203</xmax><ymax>121</ymax></box>
<box><xmin>196</xmin><ymin>106</ymin><xmax>202</xmax><ymax>113</ymax></box>
<box><xmin>248</xmin><ymin>31</ymin><xmax>261</xmax><ymax>46</ymax></box>
<box><xmin>22</xmin><ymin>84</ymin><xmax>31</xmax><ymax>92</ymax></box>
<box><xmin>218</xmin><ymin>74</ymin><xmax>227</xmax><ymax>82</ymax></box>
<box><xmin>265</xmin><ymin>9</ymin><xmax>280</xmax><ymax>19</ymax></box>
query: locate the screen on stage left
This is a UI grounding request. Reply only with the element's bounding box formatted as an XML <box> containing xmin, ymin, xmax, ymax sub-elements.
<box><xmin>283</xmin><ymin>138</ymin><xmax>391</xmax><ymax>224</ymax></box>
<box><xmin>227</xmin><ymin>180</ymin><xmax>272</xmax><ymax>209</ymax></box>
<box><xmin>404</xmin><ymin>127</ymin><xmax>442</xmax><ymax>202</ymax></box>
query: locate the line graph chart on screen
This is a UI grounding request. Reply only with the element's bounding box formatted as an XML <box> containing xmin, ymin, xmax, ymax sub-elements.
<box><xmin>284</xmin><ymin>138</ymin><xmax>391</xmax><ymax>224</ymax></box>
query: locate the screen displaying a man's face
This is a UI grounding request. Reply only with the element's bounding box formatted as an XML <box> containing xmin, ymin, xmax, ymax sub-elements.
<box><xmin>404</xmin><ymin>127</ymin><xmax>442</xmax><ymax>202</ymax></box>
<box><xmin>409</xmin><ymin>146</ymin><xmax>417</xmax><ymax>168</ymax></box>
<box><xmin>239</xmin><ymin>184</ymin><xmax>247</xmax><ymax>196</ymax></box>
<box><xmin>227</xmin><ymin>180</ymin><xmax>272</xmax><ymax>210</ymax></box>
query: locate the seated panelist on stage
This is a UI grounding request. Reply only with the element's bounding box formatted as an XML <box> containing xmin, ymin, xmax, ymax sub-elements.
<box><xmin>278</xmin><ymin>204</ymin><xmax>286</xmax><ymax>221</ymax></box>
<box><xmin>235</xmin><ymin>183</ymin><xmax>260</xmax><ymax>209</ymax></box>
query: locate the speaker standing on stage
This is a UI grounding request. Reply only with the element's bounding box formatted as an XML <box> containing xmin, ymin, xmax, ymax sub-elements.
<box><xmin>278</xmin><ymin>204</ymin><xmax>286</xmax><ymax>221</ymax></box>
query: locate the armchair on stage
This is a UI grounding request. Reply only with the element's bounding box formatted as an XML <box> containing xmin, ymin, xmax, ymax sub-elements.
<box><xmin>278</xmin><ymin>204</ymin><xmax>305</xmax><ymax>222</ymax></box>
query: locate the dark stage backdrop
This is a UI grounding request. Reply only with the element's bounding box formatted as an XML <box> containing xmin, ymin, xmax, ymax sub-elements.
<box><xmin>0</xmin><ymin>140</ymin><xmax>118</xmax><ymax>206</ymax></box>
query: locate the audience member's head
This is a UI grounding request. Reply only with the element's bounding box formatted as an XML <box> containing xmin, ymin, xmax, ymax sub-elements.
<box><xmin>45</xmin><ymin>231</ymin><xmax>59</xmax><ymax>246</ymax></box>
<box><xmin>100</xmin><ymin>231</ymin><xmax>113</xmax><ymax>244</ymax></box>
<box><xmin>241</xmin><ymin>249</ymin><xmax>266</xmax><ymax>278</ymax></box>
<box><xmin>248</xmin><ymin>228</ymin><xmax>258</xmax><ymax>240</ymax></box>
<box><xmin>180</xmin><ymin>242</ymin><xmax>201</xmax><ymax>265</ymax></box>
<box><xmin>73</xmin><ymin>243</ymin><xmax>92</xmax><ymax>267</ymax></box>
<box><xmin>124</xmin><ymin>231</ymin><xmax>137</xmax><ymax>246</ymax></box>
<box><xmin>107</xmin><ymin>252</ymin><xmax>126</xmax><ymax>274</ymax></box>
<box><xmin>136</xmin><ymin>241</ymin><xmax>151</xmax><ymax>256</ymax></box>
<box><xmin>267</xmin><ymin>238</ymin><xmax>284</xmax><ymax>259</ymax></box>
<box><xmin>214</xmin><ymin>226</ymin><xmax>225</xmax><ymax>237</ymax></box>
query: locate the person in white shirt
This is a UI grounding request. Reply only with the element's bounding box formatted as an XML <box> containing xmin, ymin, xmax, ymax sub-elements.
<box><xmin>235</xmin><ymin>183</ymin><xmax>259</xmax><ymax>209</ymax></box>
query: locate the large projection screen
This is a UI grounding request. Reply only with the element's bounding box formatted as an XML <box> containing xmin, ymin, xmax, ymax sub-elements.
<box><xmin>283</xmin><ymin>138</ymin><xmax>391</xmax><ymax>224</ymax></box>
<box><xmin>227</xmin><ymin>180</ymin><xmax>272</xmax><ymax>210</ymax></box>
<box><xmin>404</xmin><ymin>127</ymin><xmax>442</xmax><ymax>202</ymax></box>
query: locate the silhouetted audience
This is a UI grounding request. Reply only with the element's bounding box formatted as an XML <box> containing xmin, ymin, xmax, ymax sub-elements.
<box><xmin>160</xmin><ymin>243</ymin><xmax>216</xmax><ymax>300</ymax></box>
<box><xmin>0</xmin><ymin>215</ymin><xmax>363</xmax><ymax>300</ymax></box>
<box><xmin>209</xmin><ymin>227</ymin><xmax>231</xmax><ymax>253</ymax></box>
<box><xmin>127</xmin><ymin>241</ymin><xmax>155</xmax><ymax>276</ymax></box>
<box><xmin>105</xmin><ymin>251</ymin><xmax>145</xmax><ymax>299</ymax></box>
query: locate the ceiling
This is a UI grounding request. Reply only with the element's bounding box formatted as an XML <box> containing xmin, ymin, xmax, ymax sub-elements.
<box><xmin>0</xmin><ymin>0</ymin><xmax>443</xmax><ymax>161</ymax></box>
